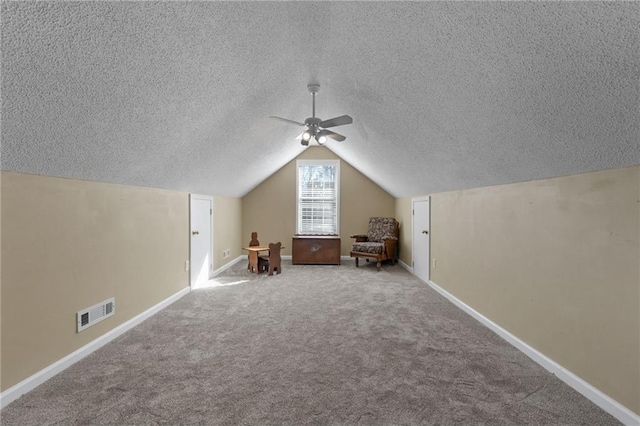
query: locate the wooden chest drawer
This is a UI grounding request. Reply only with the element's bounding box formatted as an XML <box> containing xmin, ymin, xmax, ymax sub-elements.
<box><xmin>292</xmin><ymin>236</ymin><xmax>341</xmax><ymax>265</ymax></box>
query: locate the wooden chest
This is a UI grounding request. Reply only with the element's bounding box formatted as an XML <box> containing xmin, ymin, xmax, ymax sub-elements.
<box><xmin>292</xmin><ymin>236</ymin><xmax>341</xmax><ymax>265</ymax></box>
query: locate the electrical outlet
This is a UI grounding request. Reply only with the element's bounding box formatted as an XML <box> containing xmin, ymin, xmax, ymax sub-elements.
<box><xmin>432</xmin><ymin>258</ymin><xmax>436</xmax><ymax>269</ymax></box>
<box><xmin>222</xmin><ymin>249</ymin><xmax>231</xmax><ymax>259</ymax></box>
<box><xmin>185</xmin><ymin>260</ymin><xmax>190</xmax><ymax>271</ymax></box>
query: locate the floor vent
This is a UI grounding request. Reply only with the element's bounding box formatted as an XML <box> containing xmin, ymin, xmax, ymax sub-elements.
<box><xmin>77</xmin><ymin>298</ymin><xmax>115</xmax><ymax>332</ymax></box>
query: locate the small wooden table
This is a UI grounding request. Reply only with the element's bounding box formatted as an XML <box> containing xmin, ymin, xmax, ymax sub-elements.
<box><xmin>243</xmin><ymin>245</ymin><xmax>285</xmax><ymax>274</ymax></box>
<box><xmin>243</xmin><ymin>246</ymin><xmax>269</xmax><ymax>273</ymax></box>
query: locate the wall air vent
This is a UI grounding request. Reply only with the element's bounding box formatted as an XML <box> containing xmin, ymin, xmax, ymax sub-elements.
<box><xmin>77</xmin><ymin>298</ymin><xmax>115</xmax><ymax>332</ymax></box>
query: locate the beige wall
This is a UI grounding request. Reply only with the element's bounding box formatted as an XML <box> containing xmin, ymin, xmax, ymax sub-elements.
<box><xmin>213</xmin><ymin>196</ymin><xmax>242</xmax><ymax>270</ymax></box>
<box><xmin>430</xmin><ymin>165</ymin><xmax>640</xmax><ymax>415</ymax></box>
<box><xmin>394</xmin><ymin>197</ymin><xmax>413</xmax><ymax>265</ymax></box>
<box><xmin>1</xmin><ymin>172</ymin><xmax>189</xmax><ymax>391</ymax></box>
<box><xmin>242</xmin><ymin>147</ymin><xmax>395</xmax><ymax>256</ymax></box>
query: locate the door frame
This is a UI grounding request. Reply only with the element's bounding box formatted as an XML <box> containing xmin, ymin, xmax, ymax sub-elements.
<box><xmin>189</xmin><ymin>194</ymin><xmax>214</xmax><ymax>289</ymax></box>
<box><xmin>411</xmin><ymin>196</ymin><xmax>431</xmax><ymax>283</ymax></box>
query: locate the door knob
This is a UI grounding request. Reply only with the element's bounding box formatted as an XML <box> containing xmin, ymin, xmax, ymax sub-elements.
<box><xmin>192</xmin><ymin>231</ymin><xmax>199</xmax><ymax>235</ymax></box>
<box><xmin>422</xmin><ymin>230</ymin><xmax>428</xmax><ymax>234</ymax></box>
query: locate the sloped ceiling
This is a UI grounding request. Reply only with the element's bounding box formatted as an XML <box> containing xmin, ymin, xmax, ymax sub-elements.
<box><xmin>2</xmin><ymin>1</ymin><xmax>638</xmax><ymax>198</ymax></box>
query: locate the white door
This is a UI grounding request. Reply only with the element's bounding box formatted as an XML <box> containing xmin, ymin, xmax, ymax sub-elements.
<box><xmin>412</xmin><ymin>197</ymin><xmax>430</xmax><ymax>283</ymax></box>
<box><xmin>190</xmin><ymin>194</ymin><xmax>213</xmax><ymax>289</ymax></box>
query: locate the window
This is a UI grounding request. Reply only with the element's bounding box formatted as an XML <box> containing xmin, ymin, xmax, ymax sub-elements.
<box><xmin>296</xmin><ymin>160</ymin><xmax>340</xmax><ymax>235</ymax></box>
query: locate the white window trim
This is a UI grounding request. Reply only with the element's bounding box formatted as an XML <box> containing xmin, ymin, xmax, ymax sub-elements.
<box><xmin>296</xmin><ymin>159</ymin><xmax>340</xmax><ymax>235</ymax></box>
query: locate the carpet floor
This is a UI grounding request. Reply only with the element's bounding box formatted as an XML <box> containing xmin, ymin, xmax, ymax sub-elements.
<box><xmin>1</xmin><ymin>260</ymin><xmax>620</xmax><ymax>425</ymax></box>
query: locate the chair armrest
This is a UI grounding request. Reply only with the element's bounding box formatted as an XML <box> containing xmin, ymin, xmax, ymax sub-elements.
<box><xmin>382</xmin><ymin>235</ymin><xmax>398</xmax><ymax>241</ymax></box>
<box><xmin>383</xmin><ymin>238</ymin><xmax>398</xmax><ymax>259</ymax></box>
<box><xmin>350</xmin><ymin>234</ymin><xmax>369</xmax><ymax>242</ymax></box>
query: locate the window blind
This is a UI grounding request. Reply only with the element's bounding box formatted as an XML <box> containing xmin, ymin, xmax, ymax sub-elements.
<box><xmin>297</xmin><ymin>162</ymin><xmax>339</xmax><ymax>235</ymax></box>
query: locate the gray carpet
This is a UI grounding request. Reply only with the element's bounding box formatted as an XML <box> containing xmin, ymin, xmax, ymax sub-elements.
<box><xmin>1</xmin><ymin>260</ymin><xmax>620</xmax><ymax>425</ymax></box>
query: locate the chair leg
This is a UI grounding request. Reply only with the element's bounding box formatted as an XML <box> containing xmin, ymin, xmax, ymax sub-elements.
<box><xmin>355</xmin><ymin>257</ymin><xmax>359</xmax><ymax>267</ymax></box>
<box><xmin>258</xmin><ymin>257</ymin><xmax>268</xmax><ymax>273</ymax></box>
<box><xmin>376</xmin><ymin>261</ymin><xmax>381</xmax><ymax>271</ymax></box>
<box><xmin>268</xmin><ymin>264</ymin><xmax>282</xmax><ymax>276</ymax></box>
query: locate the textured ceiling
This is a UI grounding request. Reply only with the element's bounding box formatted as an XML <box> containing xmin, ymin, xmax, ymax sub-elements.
<box><xmin>2</xmin><ymin>1</ymin><xmax>638</xmax><ymax>198</ymax></box>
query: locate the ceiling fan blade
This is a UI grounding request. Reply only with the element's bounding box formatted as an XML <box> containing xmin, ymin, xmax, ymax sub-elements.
<box><xmin>318</xmin><ymin>129</ymin><xmax>346</xmax><ymax>142</ymax></box>
<box><xmin>269</xmin><ymin>116</ymin><xmax>306</xmax><ymax>126</ymax></box>
<box><xmin>319</xmin><ymin>115</ymin><xmax>353</xmax><ymax>129</ymax></box>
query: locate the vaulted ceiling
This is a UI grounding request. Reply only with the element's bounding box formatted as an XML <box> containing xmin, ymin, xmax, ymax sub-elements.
<box><xmin>2</xmin><ymin>2</ymin><xmax>638</xmax><ymax>198</ymax></box>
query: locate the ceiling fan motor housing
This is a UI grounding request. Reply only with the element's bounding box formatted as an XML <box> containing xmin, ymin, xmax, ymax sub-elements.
<box><xmin>304</xmin><ymin>117</ymin><xmax>321</xmax><ymax>126</ymax></box>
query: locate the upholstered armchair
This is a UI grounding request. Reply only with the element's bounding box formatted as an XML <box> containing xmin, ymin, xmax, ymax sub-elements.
<box><xmin>350</xmin><ymin>217</ymin><xmax>399</xmax><ymax>271</ymax></box>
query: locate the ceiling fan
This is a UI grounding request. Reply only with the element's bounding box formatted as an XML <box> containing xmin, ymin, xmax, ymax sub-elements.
<box><xmin>270</xmin><ymin>83</ymin><xmax>353</xmax><ymax>146</ymax></box>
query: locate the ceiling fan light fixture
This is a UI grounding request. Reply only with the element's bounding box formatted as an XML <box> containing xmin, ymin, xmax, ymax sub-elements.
<box><xmin>316</xmin><ymin>134</ymin><xmax>327</xmax><ymax>145</ymax></box>
<box><xmin>301</xmin><ymin>131</ymin><xmax>312</xmax><ymax>141</ymax></box>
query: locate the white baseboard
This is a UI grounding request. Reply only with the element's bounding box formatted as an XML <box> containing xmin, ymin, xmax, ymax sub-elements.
<box><xmin>211</xmin><ymin>255</ymin><xmax>244</xmax><ymax>277</ymax></box>
<box><xmin>427</xmin><ymin>280</ymin><xmax>640</xmax><ymax>426</ymax></box>
<box><xmin>240</xmin><ymin>254</ymin><xmax>293</xmax><ymax>260</ymax></box>
<box><xmin>283</xmin><ymin>255</ymin><xmax>353</xmax><ymax>262</ymax></box>
<box><xmin>263</xmin><ymin>255</ymin><xmax>352</xmax><ymax>262</ymax></box>
<box><xmin>398</xmin><ymin>259</ymin><xmax>413</xmax><ymax>273</ymax></box>
<box><xmin>0</xmin><ymin>286</ymin><xmax>191</xmax><ymax>410</ymax></box>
